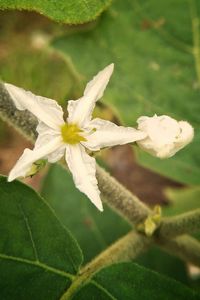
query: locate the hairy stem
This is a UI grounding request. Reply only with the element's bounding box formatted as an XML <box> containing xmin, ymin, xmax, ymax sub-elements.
<box><xmin>60</xmin><ymin>231</ymin><xmax>151</xmax><ymax>300</ymax></box>
<box><xmin>0</xmin><ymin>83</ymin><xmax>37</xmax><ymax>142</ymax></box>
<box><xmin>96</xmin><ymin>165</ymin><xmax>151</xmax><ymax>224</ymax></box>
<box><xmin>158</xmin><ymin>209</ymin><xmax>200</xmax><ymax>239</ymax></box>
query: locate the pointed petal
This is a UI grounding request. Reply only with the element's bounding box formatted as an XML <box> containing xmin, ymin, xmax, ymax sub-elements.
<box><xmin>8</xmin><ymin>136</ymin><xmax>63</xmax><ymax>181</ymax></box>
<box><xmin>35</xmin><ymin>122</ymin><xmax>66</xmax><ymax>162</ymax></box>
<box><xmin>67</xmin><ymin>64</ymin><xmax>114</xmax><ymax>127</ymax></box>
<box><xmin>65</xmin><ymin>144</ymin><xmax>103</xmax><ymax>211</ymax></box>
<box><xmin>83</xmin><ymin>118</ymin><xmax>147</xmax><ymax>151</ymax></box>
<box><xmin>4</xmin><ymin>83</ymin><xmax>64</xmax><ymax>129</ymax></box>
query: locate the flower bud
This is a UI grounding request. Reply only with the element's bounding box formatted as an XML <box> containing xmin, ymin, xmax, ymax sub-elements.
<box><xmin>136</xmin><ymin>115</ymin><xmax>194</xmax><ymax>159</ymax></box>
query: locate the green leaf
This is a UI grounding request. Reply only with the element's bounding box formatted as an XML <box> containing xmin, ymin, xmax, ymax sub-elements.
<box><xmin>164</xmin><ymin>186</ymin><xmax>200</xmax><ymax>216</ymax></box>
<box><xmin>136</xmin><ymin>246</ymin><xmax>189</xmax><ymax>284</ymax></box>
<box><xmin>41</xmin><ymin>164</ymin><xmax>130</xmax><ymax>263</ymax></box>
<box><xmin>0</xmin><ymin>0</ymin><xmax>112</xmax><ymax>24</ymax></box>
<box><xmin>73</xmin><ymin>263</ymin><xmax>199</xmax><ymax>300</ymax></box>
<box><xmin>0</xmin><ymin>176</ymin><xmax>82</xmax><ymax>300</ymax></box>
<box><xmin>53</xmin><ymin>0</ymin><xmax>200</xmax><ymax>184</ymax></box>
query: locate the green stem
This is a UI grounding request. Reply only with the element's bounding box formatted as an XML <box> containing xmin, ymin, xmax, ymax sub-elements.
<box><xmin>0</xmin><ymin>83</ymin><xmax>37</xmax><ymax>142</ymax></box>
<box><xmin>96</xmin><ymin>165</ymin><xmax>151</xmax><ymax>225</ymax></box>
<box><xmin>158</xmin><ymin>209</ymin><xmax>200</xmax><ymax>239</ymax></box>
<box><xmin>60</xmin><ymin>231</ymin><xmax>151</xmax><ymax>300</ymax></box>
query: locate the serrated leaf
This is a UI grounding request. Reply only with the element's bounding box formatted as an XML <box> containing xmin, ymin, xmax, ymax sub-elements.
<box><xmin>41</xmin><ymin>164</ymin><xmax>130</xmax><ymax>263</ymax></box>
<box><xmin>52</xmin><ymin>0</ymin><xmax>200</xmax><ymax>184</ymax></box>
<box><xmin>73</xmin><ymin>263</ymin><xmax>199</xmax><ymax>300</ymax></box>
<box><xmin>0</xmin><ymin>176</ymin><xmax>82</xmax><ymax>300</ymax></box>
<box><xmin>0</xmin><ymin>0</ymin><xmax>112</xmax><ymax>24</ymax></box>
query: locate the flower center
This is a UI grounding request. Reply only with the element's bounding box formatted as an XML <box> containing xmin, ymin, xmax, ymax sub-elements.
<box><xmin>61</xmin><ymin>123</ymin><xmax>87</xmax><ymax>144</ymax></box>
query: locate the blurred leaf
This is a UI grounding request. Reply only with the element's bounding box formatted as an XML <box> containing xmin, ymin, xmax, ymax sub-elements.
<box><xmin>0</xmin><ymin>176</ymin><xmax>82</xmax><ymax>300</ymax></box>
<box><xmin>41</xmin><ymin>164</ymin><xmax>130</xmax><ymax>263</ymax></box>
<box><xmin>164</xmin><ymin>186</ymin><xmax>200</xmax><ymax>240</ymax></box>
<box><xmin>164</xmin><ymin>186</ymin><xmax>200</xmax><ymax>216</ymax></box>
<box><xmin>0</xmin><ymin>0</ymin><xmax>112</xmax><ymax>24</ymax></box>
<box><xmin>136</xmin><ymin>246</ymin><xmax>189</xmax><ymax>284</ymax></box>
<box><xmin>0</xmin><ymin>12</ymin><xmax>73</xmax><ymax>106</ymax></box>
<box><xmin>53</xmin><ymin>0</ymin><xmax>200</xmax><ymax>184</ymax></box>
<box><xmin>73</xmin><ymin>263</ymin><xmax>199</xmax><ymax>300</ymax></box>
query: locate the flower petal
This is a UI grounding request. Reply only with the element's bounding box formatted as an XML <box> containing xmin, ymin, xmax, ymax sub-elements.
<box><xmin>65</xmin><ymin>144</ymin><xmax>103</xmax><ymax>211</ymax></box>
<box><xmin>67</xmin><ymin>64</ymin><xmax>114</xmax><ymax>127</ymax></box>
<box><xmin>136</xmin><ymin>115</ymin><xmax>194</xmax><ymax>158</ymax></box>
<box><xmin>83</xmin><ymin>118</ymin><xmax>147</xmax><ymax>151</ymax></box>
<box><xmin>8</xmin><ymin>136</ymin><xmax>63</xmax><ymax>181</ymax></box>
<box><xmin>35</xmin><ymin>122</ymin><xmax>66</xmax><ymax>163</ymax></box>
<box><xmin>4</xmin><ymin>83</ymin><xmax>64</xmax><ymax>129</ymax></box>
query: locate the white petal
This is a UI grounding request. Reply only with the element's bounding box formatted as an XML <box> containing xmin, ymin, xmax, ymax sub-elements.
<box><xmin>136</xmin><ymin>115</ymin><xmax>194</xmax><ymax>158</ymax></box>
<box><xmin>4</xmin><ymin>83</ymin><xmax>64</xmax><ymax>129</ymax></box>
<box><xmin>35</xmin><ymin>122</ymin><xmax>66</xmax><ymax>163</ymax></box>
<box><xmin>8</xmin><ymin>136</ymin><xmax>63</xmax><ymax>181</ymax></box>
<box><xmin>82</xmin><ymin>118</ymin><xmax>147</xmax><ymax>151</ymax></box>
<box><xmin>67</xmin><ymin>64</ymin><xmax>114</xmax><ymax>127</ymax></box>
<box><xmin>65</xmin><ymin>144</ymin><xmax>103</xmax><ymax>211</ymax></box>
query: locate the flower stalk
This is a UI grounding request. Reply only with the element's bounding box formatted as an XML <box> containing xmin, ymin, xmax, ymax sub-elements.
<box><xmin>158</xmin><ymin>209</ymin><xmax>200</xmax><ymax>239</ymax></box>
<box><xmin>60</xmin><ymin>231</ymin><xmax>151</xmax><ymax>300</ymax></box>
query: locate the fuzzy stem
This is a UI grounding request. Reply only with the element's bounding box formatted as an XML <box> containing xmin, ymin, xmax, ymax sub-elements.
<box><xmin>0</xmin><ymin>83</ymin><xmax>37</xmax><ymax>142</ymax></box>
<box><xmin>158</xmin><ymin>209</ymin><xmax>200</xmax><ymax>239</ymax></box>
<box><xmin>60</xmin><ymin>231</ymin><xmax>151</xmax><ymax>300</ymax></box>
<box><xmin>96</xmin><ymin>165</ymin><xmax>151</xmax><ymax>224</ymax></box>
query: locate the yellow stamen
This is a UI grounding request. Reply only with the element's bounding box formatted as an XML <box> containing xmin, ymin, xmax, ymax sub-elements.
<box><xmin>61</xmin><ymin>123</ymin><xmax>87</xmax><ymax>144</ymax></box>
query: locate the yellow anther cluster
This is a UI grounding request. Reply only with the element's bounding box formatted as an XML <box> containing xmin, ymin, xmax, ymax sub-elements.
<box><xmin>61</xmin><ymin>123</ymin><xmax>86</xmax><ymax>144</ymax></box>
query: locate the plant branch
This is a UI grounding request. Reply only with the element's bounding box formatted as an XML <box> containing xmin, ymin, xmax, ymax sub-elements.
<box><xmin>158</xmin><ymin>209</ymin><xmax>200</xmax><ymax>239</ymax></box>
<box><xmin>0</xmin><ymin>83</ymin><xmax>37</xmax><ymax>142</ymax></box>
<box><xmin>60</xmin><ymin>231</ymin><xmax>151</xmax><ymax>300</ymax></box>
<box><xmin>96</xmin><ymin>165</ymin><xmax>151</xmax><ymax>224</ymax></box>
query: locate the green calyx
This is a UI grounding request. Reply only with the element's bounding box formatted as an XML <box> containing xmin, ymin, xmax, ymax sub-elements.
<box><xmin>61</xmin><ymin>123</ymin><xmax>87</xmax><ymax>144</ymax></box>
<box><xmin>137</xmin><ymin>205</ymin><xmax>162</xmax><ymax>237</ymax></box>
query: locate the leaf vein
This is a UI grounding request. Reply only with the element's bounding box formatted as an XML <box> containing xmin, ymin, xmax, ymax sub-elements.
<box><xmin>0</xmin><ymin>253</ymin><xmax>74</xmax><ymax>280</ymax></box>
<box><xmin>17</xmin><ymin>201</ymin><xmax>39</xmax><ymax>261</ymax></box>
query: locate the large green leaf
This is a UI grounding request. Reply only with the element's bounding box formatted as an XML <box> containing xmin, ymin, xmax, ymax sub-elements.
<box><xmin>53</xmin><ymin>0</ymin><xmax>200</xmax><ymax>184</ymax></box>
<box><xmin>73</xmin><ymin>263</ymin><xmax>199</xmax><ymax>300</ymax></box>
<box><xmin>0</xmin><ymin>176</ymin><xmax>198</xmax><ymax>299</ymax></box>
<box><xmin>0</xmin><ymin>0</ymin><xmax>112</xmax><ymax>24</ymax></box>
<box><xmin>0</xmin><ymin>176</ymin><xmax>82</xmax><ymax>300</ymax></box>
<box><xmin>41</xmin><ymin>164</ymin><xmax>130</xmax><ymax>263</ymax></box>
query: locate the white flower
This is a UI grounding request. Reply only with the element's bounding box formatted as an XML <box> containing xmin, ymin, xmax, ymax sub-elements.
<box><xmin>5</xmin><ymin>64</ymin><xmax>146</xmax><ymax>211</ymax></box>
<box><xmin>136</xmin><ymin>114</ymin><xmax>194</xmax><ymax>159</ymax></box>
